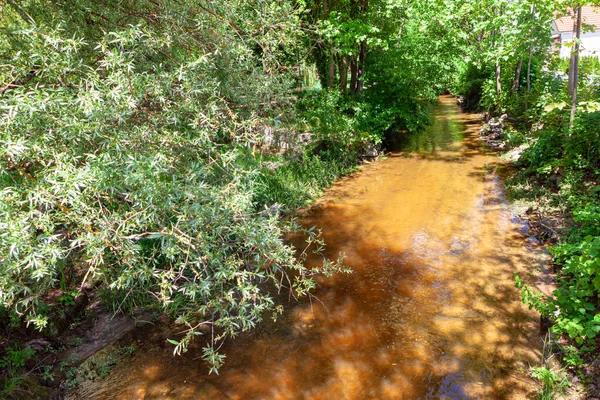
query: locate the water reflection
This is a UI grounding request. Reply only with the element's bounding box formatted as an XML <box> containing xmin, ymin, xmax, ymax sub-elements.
<box><xmin>71</xmin><ymin>96</ymin><xmax>548</xmax><ymax>400</ymax></box>
<box><xmin>387</xmin><ymin>101</ymin><xmax>465</xmax><ymax>154</ymax></box>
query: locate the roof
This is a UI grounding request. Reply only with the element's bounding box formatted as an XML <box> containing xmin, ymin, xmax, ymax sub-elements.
<box><xmin>554</xmin><ymin>6</ymin><xmax>600</xmax><ymax>33</ymax></box>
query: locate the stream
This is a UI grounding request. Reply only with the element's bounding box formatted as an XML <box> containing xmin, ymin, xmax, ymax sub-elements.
<box><xmin>72</xmin><ymin>96</ymin><xmax>551</xmax><ymax>399</ymax></box>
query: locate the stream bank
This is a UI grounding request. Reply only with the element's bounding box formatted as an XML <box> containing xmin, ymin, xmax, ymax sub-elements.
<box><xmin>65</xmin><ymin>96</ymin><xmax>552</xmax><ymax>399</ymax></box>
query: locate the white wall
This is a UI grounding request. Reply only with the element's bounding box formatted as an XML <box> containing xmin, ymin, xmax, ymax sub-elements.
<box><xmin>559</xmin><ymin>31</ymin><xmax>600</xmax><ymax>58</ymax></box>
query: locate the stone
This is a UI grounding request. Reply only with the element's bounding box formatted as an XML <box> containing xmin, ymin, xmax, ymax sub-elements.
<box><xmin>361</xmin><ymin>145</ymin><xmax>379</xmax><ymax>158</ymax></box>
<box><xmin>24</xmin><ymin>338</ymin><xmax>51</xmax><ymax>352</ymax></box>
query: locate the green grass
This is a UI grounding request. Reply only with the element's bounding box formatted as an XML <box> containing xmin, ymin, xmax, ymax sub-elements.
<box><xmin>236</xmin><ymin>150</ymin><xmax>361</xmax><ymax>212</ymax></box>
<box><xmin>256</xmin><ymin>155</ymin><xmax>358</xmax><ymax>210</ymax></box>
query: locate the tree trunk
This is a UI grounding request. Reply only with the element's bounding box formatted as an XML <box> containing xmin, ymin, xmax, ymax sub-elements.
<box><xmin>526</xmin><ymin>43</ymin><xmax>533</xmax><ymax>94</ymax></box>
<box><xmin>356</xmin><ymin>41</ymin><xmax>367</xmax><ymax>94</ymax></box>
<box><xmin>568</xmin><ymin>6</ymin><xmax>580</xmax><ymax>97</ymax></box>
<box><xmin>312</xmin><ymin>0</ymin><xmax>330</xmax><ymax>88</ymax></box>
<box><xmin>569</xmin><ymin>5</ymin><xmax>582</xmax><ymax>130</ymax></box>
<box><xmin>313</xmin><ymin>44</ymin><xmax>329</xmax><ymax>89</ymax></box>
<box><xmin>339</xmin><ymin>56</ymin><xmax>348</xmax><ymax>93</ymax></box>
<box><xmin>354</xmin><ymin>0</ymin><xmax>368</xmax><ymax>95</ymax></box>
<box><xmin>513</xmin><ymin>59</ymin><xmax>523</xmax><ymax>92</ymax></box>
<box><xmin>350</xmin><ymin>55</ymin><xmax>358</xmax><ymax>93</ymax></box>
<box><xmin>526</xmin><ymin>4</ymin><xmax>535</xmax><ymax>97</ymax></box>
<box><xmin>328</xmin><ymin>52</ymin><xmax>336</xmax><ymax>89</ymax></box>
<box><xmin>496</xmin><ymin>63</ymin><xmax>502</xmax><ymax>96</ymax></box>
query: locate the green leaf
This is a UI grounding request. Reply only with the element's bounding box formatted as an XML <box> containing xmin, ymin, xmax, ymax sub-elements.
<box><xmin>543</xmin><ymin>101</ymin><xmax>567</xmax><ymax>113</ymax></box>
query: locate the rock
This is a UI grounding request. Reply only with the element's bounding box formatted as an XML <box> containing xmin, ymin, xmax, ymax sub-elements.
<box><xmin>488</xmin><ymin>132</ymin><xmax>503</xmax><ymax>141</ymax></box>
<box><xmin>488</xmin><ymin>118</ymin><xmax>504</xmax><ymax>131</ymax></box>
<box><xmin>24</xmin><ymin>338</ymin><xmax>51</xmax><ymax>352</ymax></box>
<box><xmin>260</xmin><ymin>127</ymin><xmax>312</xmax><ymax>152</ymax></box>
<box><xmin>479</xmin><ymin>113</ymin><xmax>513</xmax><ymax>150</ymax></box>
<box><xmin>503</xmin><ymin>143</ymin><xmax>529</xmax><ymax>163</ymax></box>
<box><xmin>361</xmin><ymin>144</ymin><xmax>379</xmax><ymax>159</ymax></box>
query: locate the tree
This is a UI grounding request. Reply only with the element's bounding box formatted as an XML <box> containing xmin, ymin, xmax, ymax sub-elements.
<box><xmin>0</xmin><ymin>0</ymin><xmax>345</xmax><ymax>371</ymax></box>
<box><xmin>569</xmin><ymin>4</ymin><xmax>582</xmax><ymax>130</ymax></box>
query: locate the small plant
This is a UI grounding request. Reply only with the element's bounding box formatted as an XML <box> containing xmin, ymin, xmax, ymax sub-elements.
<box><xmin>41</xmin><ymin>365</ymin><xmax>55</xmax><ymax>382</ymax></box>
<box><xmin>0</xmin><ymin>345</ymin><xmax>36</xmax><ymax>371</ymax></box>
<box><xmin>0</xmin><ymin>345</ymin><xmax>36</xmax><ymax>397</ymax></box>
<box><xmin>57</xmin><ymin>291</ymin><xmax>78</xmax><ymax>308</ymax></box>
<box><xmin>562</xmin><ymin>345</ymin><xmax>585</xmax><ymax>369</ymax></box>
<box><xmin>65</xmin><ymin>367</ymin><xmax>81</xmax><ymax>389</ymax></box>
<box><xmin>59</xmin><ymin>355</ymin><xmax>79</xmax><ymax>373</ymax></box>
<box><xmin>69</xmin><ymin>317</ymin><xmax>83</xmax><ymax>330</ymax></box>
<box><xmin>516</xmin><ymin>235</ymin><xmax>600</xmax><ymax>345</ymax></box>
<box><xmin>117</xmin><ymin>345</ymin><xmax>135</xmax><ymax>356</ymax></box>
<box><xmin>531</xmin><ymin>366</ymin><xmax>569</xmax><ymax>400</ymax></box>
<box><xmin>90</xmin><ymin>358</ymin><xmax>118</xmax><ymax>379</ymax></box>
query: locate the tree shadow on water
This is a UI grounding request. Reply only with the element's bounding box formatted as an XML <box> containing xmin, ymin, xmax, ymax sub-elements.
<box><xmin>69</xmin><ymin>96</ymin><xmax>547</xmax><ymax>399</ymax></box>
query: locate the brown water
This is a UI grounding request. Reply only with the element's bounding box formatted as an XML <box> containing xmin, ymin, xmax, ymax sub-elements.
<box><xmin>74</xmin><ymin>96</ymin><xmax>551</xmax><ymax>399</ymax></box>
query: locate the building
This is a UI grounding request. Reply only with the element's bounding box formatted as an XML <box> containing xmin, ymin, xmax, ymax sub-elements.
<box><xmin>552</xmin><ymin>6</ymin><xmax>600</xmax><ymax>58</ymax></box>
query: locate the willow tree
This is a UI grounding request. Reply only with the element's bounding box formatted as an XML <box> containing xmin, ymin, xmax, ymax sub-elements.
<box><xmin>0</xmin><ymin>0</ymin><xmax>345</xmax><ymax>371</ymax></box>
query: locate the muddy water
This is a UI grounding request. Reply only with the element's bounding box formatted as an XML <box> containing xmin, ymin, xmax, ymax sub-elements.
<box><xmin>75</xmin><ymin>96</ymin><xmax>551</xmax><ymax>399</ymax></box>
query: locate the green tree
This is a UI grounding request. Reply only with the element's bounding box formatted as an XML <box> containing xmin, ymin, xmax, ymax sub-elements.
<box><xmin>0</xmin><ymin>0</ymin><xmax>345</xmax><ymax>370</ymax></box>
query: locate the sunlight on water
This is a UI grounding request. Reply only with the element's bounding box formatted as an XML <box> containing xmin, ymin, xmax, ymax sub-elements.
<box><xmin>72</xmin><ymin>96</ymin><xmax>549</xmax><ymax>400</ymax></box>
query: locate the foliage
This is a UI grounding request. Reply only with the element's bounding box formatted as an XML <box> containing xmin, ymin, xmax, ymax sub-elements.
<box><xmin>0</xmin><ymin>346</ymin><xmax>36</xmax><ymax>371</ymax></box>
<box><xmin>515</xmin><ymin>71</ymin><xmax>600</xmax><ymax>351</ymax></box>
<box><xmin>551</xmin><ymin>237</ymin><xmax>600</xmax><ymax>343</ymax></box>
<box><xmin>461</xmin><ymin>5</ymin><xmax>600</xmax><ymax>382</ymax></box>
<box><xmin>0</xmin><ymin>0</ymin><xmax>347</xmax><ymax>370</ymax></box>
<box><xmin>0</xmin><ymin>344</ymin><xmax>37</xmax><ymax>397</ymax></box>
<box><xmin>531</xmin><ymin>366</ymin><xmax>570</xmax><ymax>400</ymax></box>
<box><xmin>255</xmin><ymin>154</ymin><xmax>358</xmax><ymax>210</ymax></box>
<box><xmin>6</xmin><ymin>0</ymin><xmax>598</xmax><ymax>385</ymax></box>
<box><xmin>455</xmin><ymin>63</ymin><xmax>494</xmax><ymax>111</ymax></box>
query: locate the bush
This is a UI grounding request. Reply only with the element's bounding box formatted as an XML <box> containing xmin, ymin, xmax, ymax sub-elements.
<box><xmin>0</xmin><ymin>6</ymin><xmax>346</xmax><ymax>371</ymax></box>
<box><xmin>455</xmin><ymin>62</ymin><xmax>492</xmax><ymax>111</ymax></box>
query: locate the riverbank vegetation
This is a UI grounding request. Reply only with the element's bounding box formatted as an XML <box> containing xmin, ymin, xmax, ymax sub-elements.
<box><xmin>1</xmin><ymin>0</ymin><xmax>599</xmax><ymax>398</ymax></box>
<box><xmin>452</xmin><ymin>1</ymin><xmax>600</xmax><ymax>397</ymax></box>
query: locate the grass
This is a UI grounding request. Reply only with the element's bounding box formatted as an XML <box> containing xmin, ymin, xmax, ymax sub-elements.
<box><xmin>237</xmin><ymin>149</ymin><xmax>361</xmax><ymax>212</ymax></box>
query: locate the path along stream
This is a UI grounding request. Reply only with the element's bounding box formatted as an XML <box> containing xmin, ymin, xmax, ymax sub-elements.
<box><xmin>73</xmin><ymin>96</ymin><xmax>552</xmax><ymax>399</ymax></box>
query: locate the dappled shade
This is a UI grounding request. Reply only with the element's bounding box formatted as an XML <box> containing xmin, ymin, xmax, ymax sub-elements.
<box><xmin>71</xmin><ymin>97</ymin><xmax>549</xmax><ymax>399</ymax></box>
